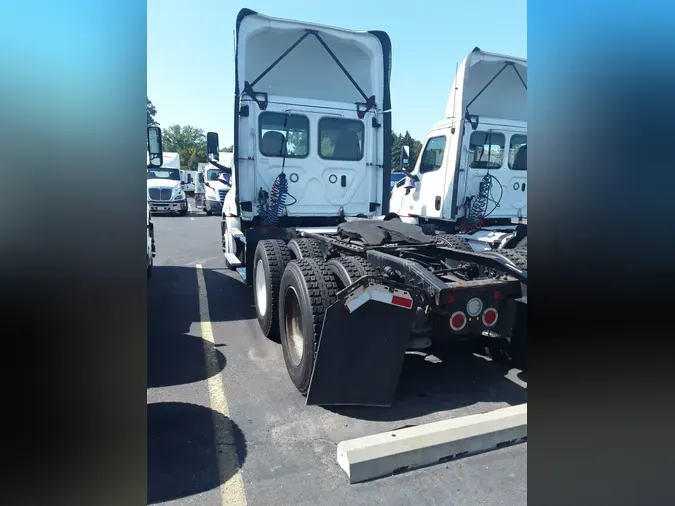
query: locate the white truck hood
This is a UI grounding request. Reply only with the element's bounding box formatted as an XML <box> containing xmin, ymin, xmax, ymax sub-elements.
<box><xmin>147</xmin><ymin>178</ymin><xmax>181</xmax><ymax>189</ymax></box>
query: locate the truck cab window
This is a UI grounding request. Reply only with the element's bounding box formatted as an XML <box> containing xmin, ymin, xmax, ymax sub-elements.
<box><xmin>469</xmin><ymin>131</ymin><xmax>505</xmax><ymax>169</ymax></box>
<box><xmin>419</xmin><ymin>136</ymin><xmax>447</xmax><ymax>174</ymax></box>
<box><xmin>259</xmin><ymin>112</ymin><xmax>309</xmax><ymax>158</ymax></box>
<box><xmin>319</xmin><ymin>118</ymin><xmax>365</xmax><ymax>161</ymax></box>
<box><xmin>509</xmin><ymin>135</ymin><xmax>527</xmax><ymax>170</ymax></box>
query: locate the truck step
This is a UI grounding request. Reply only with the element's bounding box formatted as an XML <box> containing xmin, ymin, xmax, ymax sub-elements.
<box><xmin>235</xmin><ymin>267</ymin><xmax>247</xmax><ymax>282</ymax></box>
<box><xmin>224</xmin><ymin>252</ymin><xmax>243</xmax><ymax>268</ymax></box>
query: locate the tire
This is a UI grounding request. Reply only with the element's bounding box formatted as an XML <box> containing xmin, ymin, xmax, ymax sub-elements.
<box><xmin>326</xmin><ymin>256</ymin><xmax>375</xmax><ymax>290</ymax></box>
<box><xmin>287</xmin><ymin>238</ymin><xmax>323</xmax><ymax>259</ymax></box>
<box><xmin>278</xmin><ymin>258</ymin><xmax>339</xmax><ymax>394</ymax></box>
<box><xmin>206</xmin><ymin>209</ymin><xmax>212</xmax><ymax>216</ymax></box>
<box><xmin>434</xmin><ymin>233</ymin><xmax>473</xmax><ymax>251</ymax></box>
<box><xmin>253</xmin><ymin>239</ymin><xmax>291</xmax><ymax>339</ymax></box>
<box><xmin>498</xmin><ymin>247</ymin><xmax>527</xmax><ymax>270</ymax></box>
<box><xmin>515</xmin><ymin>236</ymin><xmax>527</xmax><ymax>249</ymax></box>
<box><xmin>179</xmin><ymin>204</ymin><xmax>187</xmax><ymax>217</ymax></box>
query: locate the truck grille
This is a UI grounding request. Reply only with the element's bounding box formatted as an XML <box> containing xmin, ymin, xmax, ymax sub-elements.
<box><xmin>219</xmin><ymin>189</ymin><xmax>228</xmax><ymax>202</ymax></box>
<box><xmin>148</xmin><ymin>188</ymin><xmax>173</xmax><ymax>201</ymax></box>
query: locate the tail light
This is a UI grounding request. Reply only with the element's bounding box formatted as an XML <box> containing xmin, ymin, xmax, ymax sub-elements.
<box><xmin>482</xmin><ymin>308</ymin><xmax>498</xmax><ymax>327</ymax></box>
<box><xmin>450</xmin><ymin>311</ymin><xmax>467</xmax><ymax>331</ymax></box>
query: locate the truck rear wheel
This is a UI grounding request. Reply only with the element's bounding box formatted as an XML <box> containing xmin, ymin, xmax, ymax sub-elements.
<box><xmin>434</xmin><ymin>233</ymin><xmax>473</xmax><ymax>251</ymax></box>
<box><xmin>253</xmin><ymin>239</ymin><xmax>291</xmax><ymax>339</ymax></box>
<box><xmin>326</xmin><ymin>256</ymin><xmax>375</xmax><ymax>289</ymax></box>
<box><xmin>287</xmin><ymin>238</ymin><xmax>323</xmax><ymax>259</ymax></box>
<box><xmin>498</xmin><ymin>247</ymin><xmax>528</xmax><ymax>270</ymax></box>
<box><xmin>278</xmin><ymin>258</ymin><xmax>338</xmax><ymax>395</ymax></box>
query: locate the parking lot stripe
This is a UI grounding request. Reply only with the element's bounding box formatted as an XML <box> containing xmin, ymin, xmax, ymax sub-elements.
<box><xmin>196</xmin><ymin>264</ymin><xmax>247</xmax><ymax>506</ymax></box>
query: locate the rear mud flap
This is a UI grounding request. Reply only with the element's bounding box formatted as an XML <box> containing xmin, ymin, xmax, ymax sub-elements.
<box><xmin>306</xmin><ymin>297</ymin><xmax>417</xmax><ymax>407</ymax></box>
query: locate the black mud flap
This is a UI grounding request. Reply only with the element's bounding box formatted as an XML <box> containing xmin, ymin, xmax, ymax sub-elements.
<box><xmin>306</xmin><ymin>292</ymin><xmax>418</xmax><ymax>407</ymax></box>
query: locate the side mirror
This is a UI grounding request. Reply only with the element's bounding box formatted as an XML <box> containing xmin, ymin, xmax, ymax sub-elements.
<box><xmin>399</xmin><ymin>145</ymin><xmax>411</xmax><ymax>173</ymax></box>
<box><xmin>147</xmin><ymin>126</ymin><xmax>163</xmax><ymax>168</ymax></box>
<box><xmin>180</xmin><ymin>181</ymin><xmax>185</xmax><ymax>185</ymax></box>
<box><xmin>205</xmin><ymin>182</ymin><xmax>212</xmax><ymax>189</ymax></box>
<box><xmin>207</xmin><ymin>132</ymin><xmax>220</xmax><ymax>162</ymax></box>
<box><xmin>198</xmin><ymin>174</ymin><xmax>204</xmax><ymax>183</ymax></box>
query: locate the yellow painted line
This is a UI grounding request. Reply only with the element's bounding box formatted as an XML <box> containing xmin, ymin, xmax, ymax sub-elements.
<box><xmin>196</xmin><ymin>264</ymin><xmax>247</xmax><ymax>506</ymax></box>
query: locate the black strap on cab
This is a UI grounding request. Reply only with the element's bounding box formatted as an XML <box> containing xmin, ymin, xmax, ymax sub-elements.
<box><xmin>242</xmin><ymin>29</ymin><xmax>377</xmax><ymax>118</ymax></box>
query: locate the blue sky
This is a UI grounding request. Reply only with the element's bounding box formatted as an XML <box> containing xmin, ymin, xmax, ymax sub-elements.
<box><xmin>148</xmin><ymin>0</ymin><xmax>526</xmax><ymax>143</ymax></box>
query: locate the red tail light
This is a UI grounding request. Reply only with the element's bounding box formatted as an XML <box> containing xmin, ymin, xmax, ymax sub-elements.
<box><xmin>450</xmin><ymin>311</ymin><xmax>467</xmax><ymax>331</ymax></box>
<box><xmin>482</xmin><ymin>308</ymin><xmax>498</xmax><ymax>327</ymax></box>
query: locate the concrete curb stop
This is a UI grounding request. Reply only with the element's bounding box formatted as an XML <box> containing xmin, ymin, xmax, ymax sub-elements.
<box><xmin>336</xmin><ymin>403</ymin><xmax>527</xmax><ymax>484</ymax></box>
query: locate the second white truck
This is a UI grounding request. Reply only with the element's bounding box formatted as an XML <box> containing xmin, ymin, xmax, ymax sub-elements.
<box><xmin>390</xmin><ymin>48</ymin><xmax>527</xmax><ymax>252</ymax></box>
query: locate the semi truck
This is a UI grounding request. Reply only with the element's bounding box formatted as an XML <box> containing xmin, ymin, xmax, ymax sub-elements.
<box><xmin>146</xmin><ymin>151</ymin><xmax>188</xmax><ymax>216</ymax></box>
<box><xmin>390</xmin><ymin>48</ymin><xmax>527</xmax><ymax>252</ymax></box>
<box><xmin>146</xmin><ymin>127</ymin><xmax>162</xmax><ymax>277</ymax></box>
<box><xmin>205</xmin><ymin>9</ymin><xmax>527</xmax><ymax>407</ymax></box>
<box><xmin>203</xmin><ymin>153</ymin><xmax>233</xmax><ymax>216</ymax></box>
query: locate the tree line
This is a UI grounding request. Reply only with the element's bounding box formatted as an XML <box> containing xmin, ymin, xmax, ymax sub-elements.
<box><xmin>147</xmin><ymin>97</ymin><xmax>421</xmax><ymax>171</ymax></box>
<box><xmin>147</xmin><ymin>97</ymin><xmax>232</xmax><ymax>171</ymax></box>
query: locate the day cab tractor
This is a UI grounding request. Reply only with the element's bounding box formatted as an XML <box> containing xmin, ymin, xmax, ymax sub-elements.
<box><xmin>207</xmin><ymin>10</ymin><xmax>527</xmax><ymax>407</ymax></box>
<box><xmin>146</xmin><ymin>126</ymin><xmax>162</xmax><ymax>278</ymax></box>
<box><xmin>390</xmin><ymin>48</ymin><xmax>528</xmax><ymax>253</ymax></box>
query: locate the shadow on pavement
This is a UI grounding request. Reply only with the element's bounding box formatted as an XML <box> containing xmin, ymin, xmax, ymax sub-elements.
<box><xmin>201</xmin><ymin>267</ymin><xmax>257</xmax><ymax>323</ymax></box>
<box><xmin>328</xmin><ymin>340</ymin><xmax>527</xmax><ymax>422</ymax></box>
<box><xmin>148</xmin><ymin>331</ymin><xmax>226</xmax><ymax>389</ymax></box>
<box><xmin>147</xmin><ymin>402</ymin><xmax>247</xmax><ymax>505</ymax></box>
<box><xmin>148</xmin><ymin>266</ymin><xmax>230</xmax><ymax>389</ymax></box>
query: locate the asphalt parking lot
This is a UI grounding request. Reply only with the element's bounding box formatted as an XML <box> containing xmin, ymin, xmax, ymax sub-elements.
<box><xmin>147</xmin><ymin>199</ymin><xmax>527</xmax><ymax>506</ymax></box>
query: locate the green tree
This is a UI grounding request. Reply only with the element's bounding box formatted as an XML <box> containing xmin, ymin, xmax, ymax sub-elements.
<box><xmin>147</xmin><ymin>97</ymin><xmax>159</xmax><ymax>127</ymax></box>
<box><xmin>220</xmin><ymin>145</ymin><xmax>234</xmax><ymax>152</ymax></box>
<box><xmin>162</xmin><ymin>124</ymin><xmax>208</xmax><ymax>170</ymax></box>
<box><xmin>321</xmin><ymin>136</ymin><xmax>334</xmax><ymax>157</ymax></box>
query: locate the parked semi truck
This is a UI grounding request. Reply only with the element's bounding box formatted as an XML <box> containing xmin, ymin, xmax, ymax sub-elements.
<box><xmin>146</xmin><ymin>127</ymin><xmax>162</xmax><ymax>277</ymax></box>
<box><xmin>390</xmin><ymin>48</ymin><xmax>527</xmax><ymax>252</ymax></box>
<box><xmin>205</xmin><ymin>10</ymin><xmax>527</xmax><ymax>407</ymax></box>
<box><xmin>147</xmin><ymin>151</ymin><xmax>188</xmax><ymax>216</ymax></box>
<box><xmin>203</xmin><ymin>153</ymin><xmax>233</xmax><ymax>216</ymax></box>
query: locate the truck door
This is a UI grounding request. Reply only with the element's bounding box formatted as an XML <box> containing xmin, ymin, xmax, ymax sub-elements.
<box><xmin>409</xmin><ymin>133</ymin><xmax>450</xmax><ymax>219</ymax></box>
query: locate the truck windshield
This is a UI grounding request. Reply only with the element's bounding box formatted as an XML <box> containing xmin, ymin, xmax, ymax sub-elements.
<box><xmin>148</xmin><ymin>168</ymin><xmax>181</xmax><ymax>181</ymax></box>
<box><xmin>207</xmin><ymin>169</ymin><xmax>227</xmax><ymax>181</ymax></box>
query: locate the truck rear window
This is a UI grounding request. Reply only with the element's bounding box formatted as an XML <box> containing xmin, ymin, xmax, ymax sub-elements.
<box><xmin>259</xmin><ymin>112</ymin><xmax>309</xmax><ymax>158</ymax></box>
<box><xmin>509</xmin><ymin>135</ymin><xmax>527</xmax><ymax>170</ymax></box>
<box><xmin>469</xmin><ymin>131</ymin><xmax>505</xmax><ymax>169</ymax></box>
<box><xmin>319</xmin><ymin>118</ymin><xmax>364</xmax><ymax>161</ymax></box>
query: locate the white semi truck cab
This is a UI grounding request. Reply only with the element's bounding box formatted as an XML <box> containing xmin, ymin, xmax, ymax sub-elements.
<box><xmin>147</xmin><ymin>152</ymin><xmax>188</xmax><ymax>216</ymax></box>
<box><xmin>146</xmin><ymin>127</ymin><xmax>162</xmax><ymax>278</ymax></box>
<box><xmin>199</xmin><ymin>11</ymin><xmax>527</xmax><ymax>407</ymax></box>
<box><xmin>390</xmin><ymin>48</ymin><xmax>527</xmax><ymax>251</ymax></box>
<box><xmin>202</xmin><ymin>154</ymin><xmax>232</xmax><ymax>216</ymax></box>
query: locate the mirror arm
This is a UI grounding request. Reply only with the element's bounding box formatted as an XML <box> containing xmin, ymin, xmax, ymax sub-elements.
<box><xmin>208</xmin><ymin>160</ymin><xmax>232</xmax><ymax>174</ymax></box>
